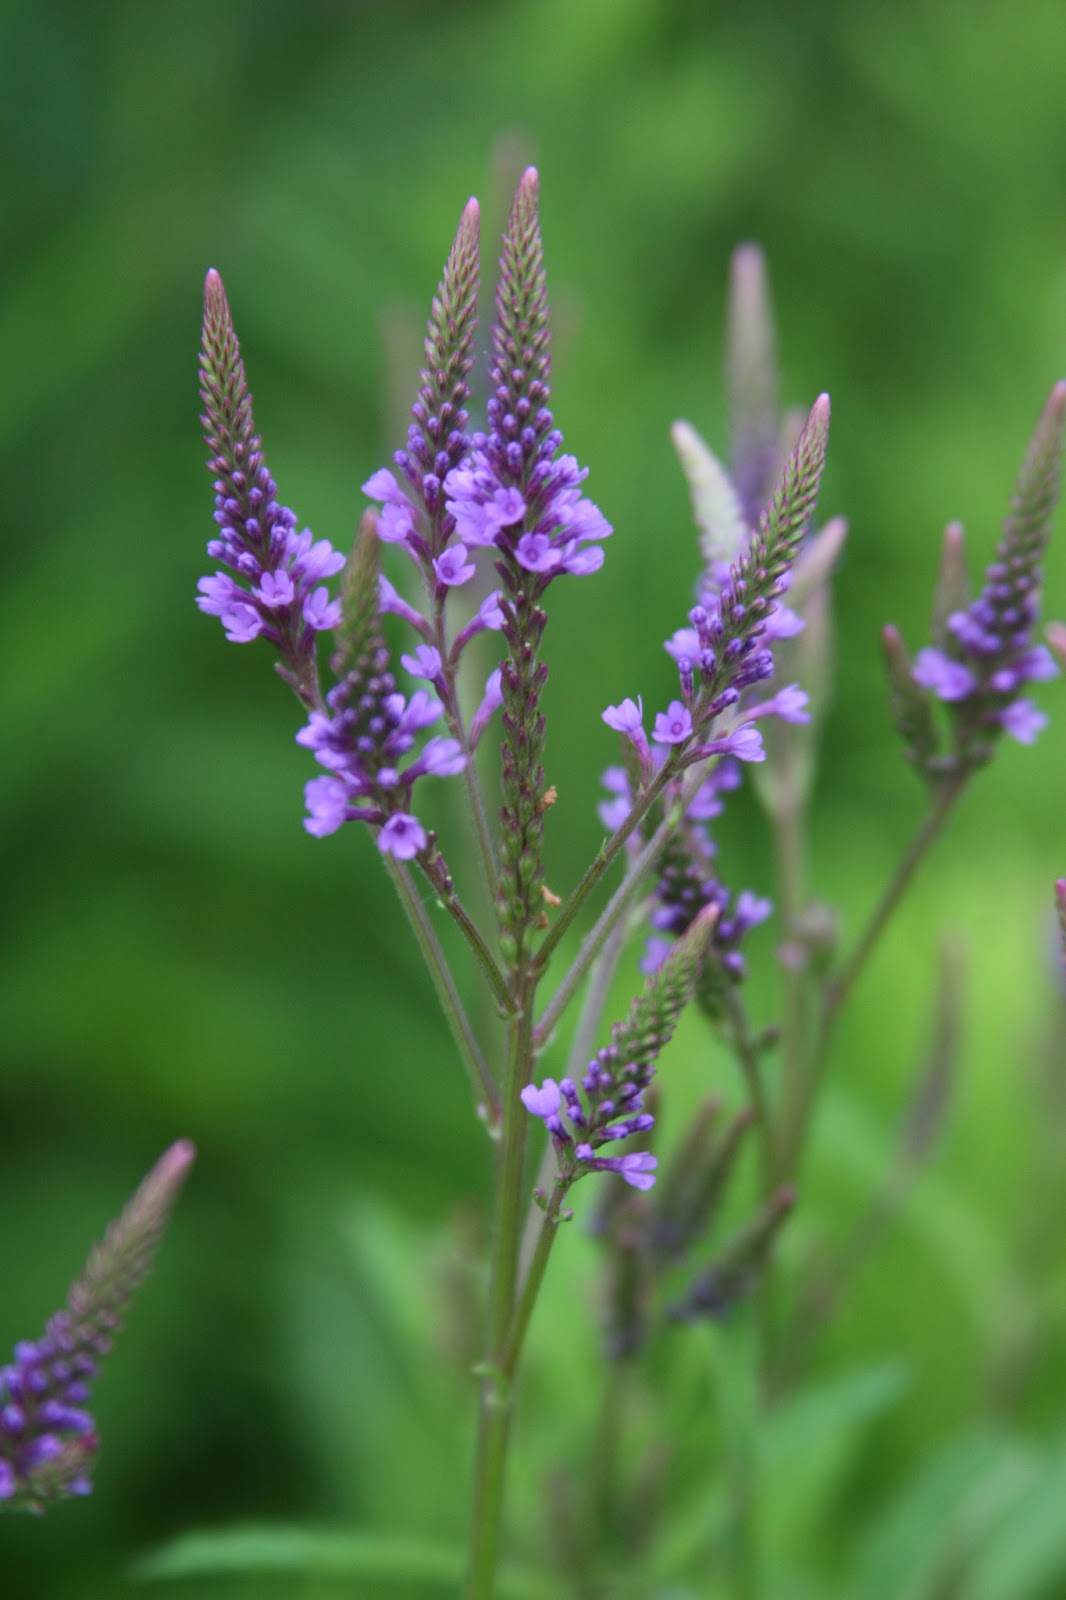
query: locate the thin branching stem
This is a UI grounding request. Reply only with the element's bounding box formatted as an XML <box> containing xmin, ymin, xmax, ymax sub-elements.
<box><xmin>384</xmin><ymin>857</ymin><xmax>499</xmax><ymax>1120</ymax></box>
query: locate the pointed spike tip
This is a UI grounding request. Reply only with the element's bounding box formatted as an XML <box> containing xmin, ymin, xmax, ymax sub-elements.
<box><xmin>809</xmin><ymin>392</ymin><xmax>831</xmax><ymax>432</ymax></box>
<box><xmin>202</xmin><ymin>268</ymin><xmax>230</xmax><ymax>330</ymax></box>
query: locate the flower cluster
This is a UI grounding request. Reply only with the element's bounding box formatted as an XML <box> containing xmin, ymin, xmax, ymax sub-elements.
<box><xmin>522</xmin><ymin>910</ymin><xmax>717</xmax><ymax>1190</ymax></box>
<box><xmin>1</xmin><ymin>1142</ymin><xmax>193</xmax><ymax>1514</ymax></box>
<box><xmin>196</xmin><ymin>271</ymin><xmax>343</xmax><ymax>707</ymax></box>
<box><xmin>600</xmin><ymin>756</ymin><xmax>771</xmax><ymax>1005</ymax></box>
<box><xmin>886</xmin><ymin>382</ymin><xmax>1066</xmax><ymax>776</ymax></box>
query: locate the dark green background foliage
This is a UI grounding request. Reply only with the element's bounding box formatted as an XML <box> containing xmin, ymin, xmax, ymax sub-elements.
<box><xmin>2</xmin><ymin>1</ymin><xmax>1064</xmax><ymax>1596</ymax></box>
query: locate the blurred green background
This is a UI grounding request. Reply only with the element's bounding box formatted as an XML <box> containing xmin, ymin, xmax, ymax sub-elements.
<box><xmin>2</xmin><ymin>0</ymin><xmax>1065</xmax><ymax>1596</ymax></box>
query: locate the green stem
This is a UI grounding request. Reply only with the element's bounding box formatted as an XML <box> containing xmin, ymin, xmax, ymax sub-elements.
<box><xmin>466</xmin><ymin>985</ymin><xmax>537</xmax><ymax>1599</ymax></box>
<box><xmin>720</xmin><ymin>989</ymin><xmax>773</xmax><ymax>1192</ymax></box>
<box><xmin>384</xmin><ymin>857</ymin><xmax>500</xmax><ymax>1121</ymax></box>
<box><xmin>437</xmin><ymin>886</ymin><xmax>513</xmax><ymax>1016</ymax></box>
<box><xmin>770</xmin><ymin>798</ymin><xmax>808</xmax><ymax>1181</ymax></box>
<box><xmin>535</xmin><ymin>767</ymin><xmax>705</xmax><ymax>1047</ymax></box>
<box><xmin>712</xmin><ymin>1311</ymin><xmax>762</xmax><ymax>1600</ymax></box>
<box><xmin>504</xmin><ymin>1178</ymin><xmax>570</xmax><ymax>1374</ymax></box>
<box><xmin>536</xmin><ymin>758</ymin><xmax>678</xmax><ymax>970</ymax></box>
<box><xmin>779</xmin><ymin>773</ymin><xmax>967</xmax><ymax>1177</ymax></box>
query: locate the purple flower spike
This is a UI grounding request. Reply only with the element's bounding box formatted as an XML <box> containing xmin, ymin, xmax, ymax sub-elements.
<box><xmin>889</xmin><ymin>382</ymin><xmax>1066</xmax><ymax>775</ymax></box>
<box><xmin>0</xmin><ymin>1143</ymin><xmax>194</xmax><ymax>1514</ymax></box>
<box><xmin>197</xmin><ymin>270</ymin><xmax>345</xmax><ymax>708</ymax></box>
<box><xmin>364</xmin><ymin>198</ymin><xmax>480</xmax><ymax>573</ymax></box>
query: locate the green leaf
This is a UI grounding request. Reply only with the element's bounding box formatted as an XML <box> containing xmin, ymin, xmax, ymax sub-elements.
<box><xmin>850</xmin><ymin>1428</ymin><xmax>1039</xmax><ymax>1600</ymax></box>
<box><xmin>131</xmin><ymin>1523</ymin><xmax>555</xmax><ymax>1599</ymax></box>
<box><xmin>971</xmin><ymin>1436</ymin><xmax>1066</xmax><ymax>1600</ymax></box>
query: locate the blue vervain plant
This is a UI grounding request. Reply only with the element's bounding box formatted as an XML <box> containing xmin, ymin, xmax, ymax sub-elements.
<box><xmin>189</xmin><ymin>171</ymin><xmax>1063</xmax><ymax>1598</ymax></box>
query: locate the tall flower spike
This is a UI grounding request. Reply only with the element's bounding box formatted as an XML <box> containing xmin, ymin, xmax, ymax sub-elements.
<box><xmin>898</xmin><ymin>381</ymin><xmax>1066</xmax><ymax>776</ymax></box>
<box><xmin>444</xmin><ymin>169</ymin><xmax>610</xmax><ymax>971</ymax></box>
<box><xmin>0</xmin><ymin>1142</ymin><xmax>195</xmax><ymax>1514</ymax></box>
<box><xmin>363</xmin><ymin>198</ymin><xmax>481</xmax><ymax>579</ymax></box>
<box><xmin>197</xmin><ymin>271</ymin><xmax>344</xmax><ymax>707</ymax></box>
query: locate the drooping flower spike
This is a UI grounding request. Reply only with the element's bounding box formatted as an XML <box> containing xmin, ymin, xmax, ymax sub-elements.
<box><xmin>0</xmin><ymin>1142</ymin><xmax>194</xmax><ymax>1514</ymax></box>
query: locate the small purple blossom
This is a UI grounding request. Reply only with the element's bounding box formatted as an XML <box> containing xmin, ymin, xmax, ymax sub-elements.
<box><xmin>602</xmin><ymin>697</ymin><xmax>652</xmax><ymax>777</ymax></box>
<box><xmin>432</xmin><ymin>543</ymin><xmax>477</xmax><ymax>587</ymax></box>
<box><xmin>653</xmin><ymin>701</ymin><xmax>694</xmax><ymax>745</ymax></box>
<box><xmin>912</xmin><ymin>647</ymin><xmax>976</xmax><ymax>702</ymax></box>
<box><xmin>470</xmin><ymin>668</ymin><xmax>504</xmax><ymax>750</ymax></box>
<box><xmin>575</xmin><ymin>1150</ymin><xmax>659</xmax><ymax>1190</ymax></box>
<box><xmin>378</xmin><ymin>813</ymin><xmax>428</xmax><ymax>859</ymax></box>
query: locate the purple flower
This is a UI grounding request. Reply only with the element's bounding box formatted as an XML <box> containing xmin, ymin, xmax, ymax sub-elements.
<box><xmin>470</xmin><ymin>668</ymin><xmax>504</xmax><ymax>750</ymax></box>
<box><xmin>698</xmin><ymin>723</ymin><xmax>765</xmax><ymax>763</ymax></box>
<box><xmin>746</xmin><ymin>683</ymin><xmax>811</xmax><ymax>724</ymax></box>
<box><xmin>912</xmin><ymin>647</ymin><xmax>976</xmax><ymax>701</ymax></box>
<box><xmin>575</xmin><ymin>1150</ymin><xmax>659</xmax><ymax>1190</ymax></box>
<box><xmin>521</xmin><ymin>1079</ymin><xmax>562</xmax><ymax>1119</ymax></box>
<box><xmin>432</xmin><ymin>543</ymin><xmax>476</xmax><ymax>587</ymax></box>
<box><xmin>602</xmin><ymin>697</ymin><xmax>652</xmax><ymax>778</ymax></box>
<box><xmin>999</xmin><ymin>698</ymin><xmax>1047</xmax><ymax>744</ymax></box>
<box><xmin>378</xmin><ymin>813</ymin><xmax>427</xmax><ymax>859</ymax></box>
<box><xmin>653</xmin><ymin>701</ymin><xmax>694</xmax><ymax>745</ymax></box>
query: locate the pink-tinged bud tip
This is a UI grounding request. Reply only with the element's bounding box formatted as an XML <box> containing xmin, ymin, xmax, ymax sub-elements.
<box><xmin>774</xmin><ymin>1184</ymin><xmax>798</xmax><ymax>1212</ymax></box>
<box><xmin>203</xmin><ymin>268</ymin><xmax>229</xmax><ymax>323</ymax></box>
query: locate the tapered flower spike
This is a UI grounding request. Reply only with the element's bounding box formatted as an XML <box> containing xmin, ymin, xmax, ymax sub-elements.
<box><xmin>896</xmin><ymin>382</ymin><xmax>1066</xmax><ymax>773</ymax></box>
<box><xmin>363</xmin><ymin>198</ymin><xmax>481</xmax><ymax>575</ymax></box>
<box><xmin>0</xmin><ymin>1141</ymin><xmax>195</xmax><ymax>1514</ymax></box>
<box><xmin>522</xmin><ymin>907</ymin><xmax>719</xmax><ymax>1188</ymax></box>
<box><xmin>197</xmin><ymin>271</ymin><xmax>344</xmax><ymax>706</ymax></box>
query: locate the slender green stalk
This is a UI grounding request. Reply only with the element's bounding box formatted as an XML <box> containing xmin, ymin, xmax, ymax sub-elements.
<box><xmin>720</xmin><ymin>989</ymin><xmax>773</xmax><ymax>1192</ymax></box>
<box><xmin>536</xmin><ymin>759</ymin><xmax>677</xmax><ymax>970</ymax></box>
<box><xmin>384</xmin><ymin>857</ymin><xmax>500</xmax><ymax>1120</ymax></box>
<box><xmin>712</xmin><ymin>1310</ymin><xmax>762</xmax><ymax>1600</ymax></box>
<box><xmin>535</xmin><ymin>765</ymin><xmax>708</xmax><ymax>1046</ymax></box>
<box><xmin>438</xmin><ymin>888</ymin><xmax>514</xmax><ymax>1016</ymax></box>
<box><xmin>779</xmin><ymin>773</ymin><xmax>967</xmax><ymax>1176</ymax></box>
<box><xmin>466</xmin><ymin>985</ymin><xmax>537</xmax><ymax>1599</ymax></box>
<box><xmin>769</xmin><ymin>796</ymin><xmax>809</xmax><ymax>1182</ymax></box>
<box><xmin>503</xmin><ymin>1177</ymin><xmax>569</xmax><ymax>1373</ymax></box>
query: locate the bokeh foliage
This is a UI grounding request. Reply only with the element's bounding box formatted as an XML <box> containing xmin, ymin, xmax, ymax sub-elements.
<box><xmin>1</xmin><ymin>0</ymin><xmax>1064</xmax><ymax>1595</ymax></box>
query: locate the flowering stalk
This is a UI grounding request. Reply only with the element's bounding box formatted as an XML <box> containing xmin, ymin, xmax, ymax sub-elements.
<box><xmin>0</xmin><ymin>1142</ymin><xmax>194</xmax><ymax>1513</ymax></box>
